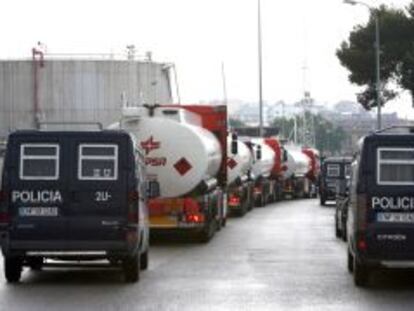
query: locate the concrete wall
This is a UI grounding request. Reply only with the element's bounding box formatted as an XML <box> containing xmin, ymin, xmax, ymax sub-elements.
<box><xmin>0</xmin><ymin>60</ymin><xmax>172</xmax><ymax>138</ymax></box>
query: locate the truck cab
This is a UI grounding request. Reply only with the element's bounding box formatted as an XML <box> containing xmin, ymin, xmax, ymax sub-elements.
<box><xmin>319</xmin><ymin>157</ymin><xmax>351</xmax><ymax>206</ymax></box>
<box><xmin>0</xmin><ymin>130</ymin><xmax>155</xmax><ymax>283</ymax></box>
<box><xmin>348</xmin><ymin>127</ymin><xmax>414</xmax><ymax>286</ymax></box>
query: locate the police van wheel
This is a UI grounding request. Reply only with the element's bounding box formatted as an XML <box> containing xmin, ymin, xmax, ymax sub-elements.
<box><xmin>140</xmin><ymin>250</ymin><xmax>149</xmax><ymax>270</ymax></box>
<box><xmin>5</xmin><ymin>257</ymin><xmax>23</xmax><ymax>283</ymax></box>
<box><xmin>123</xmin><ymin>255</ymin><xmax>140</xmax><ymax>283</ymax></box>
<box><xmin>354</xmin><ymin>258</ymin><xmax>370</xmax><ymax>287</ymax></box>
<box><xmin>347</xmin><ymin>248</ymin><xmax>354</xmax><ymax>273</ymax></box>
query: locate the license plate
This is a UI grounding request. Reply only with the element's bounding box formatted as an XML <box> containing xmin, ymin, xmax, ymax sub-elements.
<box><xmin>377</xmin><ymin>212</ymin><xmax>414</xmax><ymax>223</ymax></box>
<box><xmin>19</xmin><ymin>207</ymin><xmax>58</xmax><ymax>217</ymax></box>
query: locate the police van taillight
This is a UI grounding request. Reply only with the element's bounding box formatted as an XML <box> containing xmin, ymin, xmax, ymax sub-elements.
<box><xmin>356</xmin><ymin>193</ymin><xmax>368</xmax><ymax>231</ymax></box>
<box><xmin>0</xmin><ymin>212</ymin><xmax>9</xmax><ymax>225</ymax></box>
<box><xmin>355</xmin><ymin>193</ymin><xmax>369</xmax><ymax>251</ymax></box>
<box><xmin>127</xmin><ymin>190</ymin><xmax>139</xmax><ymax>223</ymax></box>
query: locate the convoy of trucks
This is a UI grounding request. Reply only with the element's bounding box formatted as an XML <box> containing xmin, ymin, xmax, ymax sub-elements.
<box><xmin>0</xmin><ymin>101</ymin><xmax>325</xmax><ymax>282</ymax></box>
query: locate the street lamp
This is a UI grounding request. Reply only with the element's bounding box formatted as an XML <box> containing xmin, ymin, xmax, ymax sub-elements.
<box><xmin>343</xmin><ymin>0</ymin><xmax>382</xmax><ymax>130</ymax></box>
<box><xmin>258</xmin><ymin>0</ymin><xmax>264</xmax><ymax>137</ymax></box>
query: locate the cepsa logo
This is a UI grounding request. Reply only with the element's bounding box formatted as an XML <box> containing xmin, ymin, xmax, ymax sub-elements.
<box><xmin>140</xmin><ymin>136</ymin><xmax>167</xmax><ymax>167</ymax></box>
<box><xmin>140</xmin><ymin>136</ymin><xmax>160</xmax><ymax>155</ymax></box>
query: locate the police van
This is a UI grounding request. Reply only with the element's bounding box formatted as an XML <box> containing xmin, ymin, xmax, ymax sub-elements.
<box><xmin>0</xmin><ymin>130</ymin><xmax>156</xmax><ymax>283</ymax></box>
<box><xmin>319</xmin><ymin>157</ymin><xmax>351</xmax><ymax>206</ymax></box>
<box><xmin>348</xmin><ymin>127</ymin><xmax>414</xmax><ymax>286</ymax></box>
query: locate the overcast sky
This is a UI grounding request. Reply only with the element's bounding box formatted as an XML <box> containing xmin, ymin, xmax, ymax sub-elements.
<box><xmin>1</xmin><ymin>0</ymin><xmax>413</xmax><ymax>117</ymax></box>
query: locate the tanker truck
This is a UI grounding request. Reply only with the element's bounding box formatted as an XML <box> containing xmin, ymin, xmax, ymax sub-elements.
<box><xmin>302</xmin><ymin>148</ymin><xmax>321</xmax><ymax>198</ymax></box>
<box><xmin>248</xmin><ymin>138</ymin><xmax>283</xmax><ymax>207</ymax></box>
<box><xmin>226</xmin><ymin>133</ymin><xmax>254</xmax><ymax>216</ymax></box>
<box><xmin>109</xmin><ymin>104</ymin><xmax>227</xmax><ymax>242</ymax></box>
<box><xmin>282</xmin><ymin>147</ymin><xmax>311</xmax><ymax>199</ymax></box>
<box><xmin>282</xmin><ymin>146</ymin><xmax>320</xmax><ymax>198</ymax></box>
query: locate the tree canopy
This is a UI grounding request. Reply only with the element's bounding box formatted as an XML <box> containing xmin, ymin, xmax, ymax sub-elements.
<box><xmin>337</xmin><ymin>3</ymin><xmax>414</xmax><ymax>110</ymax></box>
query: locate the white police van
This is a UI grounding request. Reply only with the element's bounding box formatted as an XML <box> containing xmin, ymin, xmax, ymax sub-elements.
<box><xmin>0</xmin><ymin>130</ymin><xmax>157</xmax><ymax>283</ymax></box>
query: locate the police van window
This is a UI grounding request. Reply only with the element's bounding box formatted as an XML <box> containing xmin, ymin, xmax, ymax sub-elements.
<box><xmin>327</xmin><ymin>164</ymin><xmax>340</xmax><ymax>177</ymax></box>
<box><xmin>20</xmin><ymin>144</ymin><xmax>59</xmax><ymax>180</ymax></box>
<box><xmin>78</xmin><ymin>144</ymin><xmax>118</xmax><ymax>180</ymax></box>
<box><xmin>377</xmin><ymin>148</ymin><xmax>414</xmax><ymax>185</ymax></box>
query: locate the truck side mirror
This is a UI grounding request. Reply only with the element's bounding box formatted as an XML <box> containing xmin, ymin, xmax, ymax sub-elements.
<box><xmin>283</xmin><ymin>149</ymin><xmax>288</xmax><ymax>162</ymax></box>
<box><xmin>147</xmin><ymin>180</ymin><xmax>160</xmax><ymax>199</ymax></box>
<box><xmin>231</xmin><ymin>133</ymin><xmax>238</xmax><ymax>155</ymax></box>
<box><xmin>256</xmin><ymin>145</ymin><xmax>262</xmax><ymax>160</ymax></box>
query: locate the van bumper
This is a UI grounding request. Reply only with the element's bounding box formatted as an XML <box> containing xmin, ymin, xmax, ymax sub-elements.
<box><xmin>2</xmin><ymin>240</ymin><xmax>138</xmax><ymax>258</ymax></box>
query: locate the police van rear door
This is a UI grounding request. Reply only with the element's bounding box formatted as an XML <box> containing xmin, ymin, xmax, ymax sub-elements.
<box><xmin>9</xmin><ymin>138</ymin><xmax>67</xmax><ymax>241</ymax></box>
<box><xmin>67</xmin><ymin>136</ymin><xmax>127</xmax><ymax>241</ymax></box>
<box><xmin>369</xmin><ymin>145</ymin><xmax>414</xmax><ymax>253</ymax></box>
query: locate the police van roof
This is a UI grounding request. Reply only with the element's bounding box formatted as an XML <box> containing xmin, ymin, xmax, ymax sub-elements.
<box><xmin>9</xmin><ymin>129</ymin><xmax>130</xmax><ymax>139</ymax></box>
<box><xmin>324</xmin><ymin>156</ymin><xmax>352</xmax><ymax>163</ymax></box>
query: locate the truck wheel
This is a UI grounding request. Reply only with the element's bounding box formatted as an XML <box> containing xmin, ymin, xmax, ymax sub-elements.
<box><xmin>341</xmin><ymin>225</ymin><xmax>347</xmax><ymax>242</ymax></box>
<box><xmin>123</xmin><ymin>254</ymin><xmax>140</xmax><ymax>283</ymax></box>
<box><xmin>28</xmin><ymin>257</ymin><xmax>43</xmax><ymax>271</ymax></box>
<box><xmin>140</xmin><ymin>249</ymin><xmax>149</xmax><ymax>270</ymax></box>
<box><xmin>335</xmin><ymin>217</ymin><xmax>341</xmax><ymax>238</ymax></box>
<box><xmin>5</xmin><ymin>257</ymin><xmax>23</xmax><ymax>283</ymax></box>
<box><xmin>347</xmin><ymin>248</ymin><xmax>354</xmax><ymax>273</ymax></box>
<box><xmin>239</xmin><ymin>201</ymin><xmax>248</xmax><ymax>216</ymax></box>
<box><xmin>320</xmin><ymin>196</ymin><xmax>326</xmax><ymax>206</ymax></box>
<box><xmin>255</xmin><ymin>195</ymin><xmax>265</xmax><ymax>208</ymax></box>
<box><xmin>198</xmin><ymin>218</ymin><xmax>215</xmax><ymax>243</ymax></box>
<box><xmin>354</xmin><ymin>257</ymin><xmax>370</xmax><ymax>287</ymax></box>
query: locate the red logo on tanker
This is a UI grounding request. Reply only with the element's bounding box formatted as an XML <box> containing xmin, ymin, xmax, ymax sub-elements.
<box><xmin>140</xmin><ymin>136</ymin><xmax>167</xmax><ymax>167</ymax></box>
<box><xmin>140</xmin><ymin>136</ymin><xmax>160</xmax><ymax>155</ymax></box>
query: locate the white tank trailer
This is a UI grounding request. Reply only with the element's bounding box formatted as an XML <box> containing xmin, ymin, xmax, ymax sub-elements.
<box><xmin>227</xmin><ymin>135</ymin><xmax>253</xmax><ymax>186</ymax></box>
<box><xmin>0</xmin><ymin>59</ymin><xmax>172</xmax><ymax>139</ymax></box>
<box><xmin>109</xmin><ymin>106</ymin><xmax>222</xmax><ymax>198</ymax></box>
<box><xmin>283</xmin><ymin>148</ymin><xmax>311</xmax><ymax>179</ymax></box>
<box><xmin>251</xmin><ymin>138</ymin><xmax>275</xmax><ymax>180</ymax></box>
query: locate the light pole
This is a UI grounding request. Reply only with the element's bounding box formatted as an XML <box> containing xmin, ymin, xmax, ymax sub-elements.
<box><xmin>343</xmin><ymin>0</ymin><xmax>381</xmax><ymax>130</ymax></box>
<box><xmin>258</xmin><ymin>0</ymin><xmax>264</xmax><ymax>137</ymax></box>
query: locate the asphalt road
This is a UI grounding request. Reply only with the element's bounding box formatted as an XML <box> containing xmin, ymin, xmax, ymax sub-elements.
<box><xmin>2</xmin><ymin>199</ymin><xmax>414</xmax><ymax>310</ymax></box>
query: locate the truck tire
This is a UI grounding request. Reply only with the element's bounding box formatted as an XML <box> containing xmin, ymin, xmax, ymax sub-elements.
<box><xmin>320</xmin><ymin>195</ymin><xmax>326</xmax><ymax>206</ymax></box>
<box><xmin>255</xmin><ymin>195</ymin><xmax>265</xmax><ymax>208</ymax></box>
<box><xmin>347</xmin><ymin>248</ymin><xmax>354</xmax><ymax>273</ymax></box>
<box><xmin>123</xmin><ymin>254</ymin><xmax>140</xmax><ymax>283</ymax></box>
<box><xmin>239</xmin><ymin>201</ymin><xmax>248</xmax><ymax>216</ymax></box>
<box><xmin>354</xmin><ymin>257</ymin><xmax>370</xmax><ymax>287</ymax></box>
<box><xmin>140</xmin><ymin>249</ymin><xmax>149</xmax><ymax>270</ymax></box>
<box><xmin>335</xmin><ymin>217</ymin><xmax>341</xmax><ymax>238</ymax></box>
<box><xmin>198</xmin><ymin>218</ymin><xmax>215</xmax><ymax>243</ymax></box>
<box><xmin>341</xmin><ymin>225</ymin><xmax>347</xmax><ymax>242</ymax></box>
<box><xmin>5</xmin><ymin>257</ymin><xmax>23</xmax><ymax>283</ymax></box>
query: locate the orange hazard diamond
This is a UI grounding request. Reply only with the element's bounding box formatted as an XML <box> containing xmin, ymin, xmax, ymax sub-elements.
<box><xmin>174</xmin><ymin>157</ymin><xmax>192</xmax><ymax>176</ymax></box>
<box><xmin>227</xmin><ymin>158</ymin><xmax>238</xmax><ymax>170</ymax></box>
